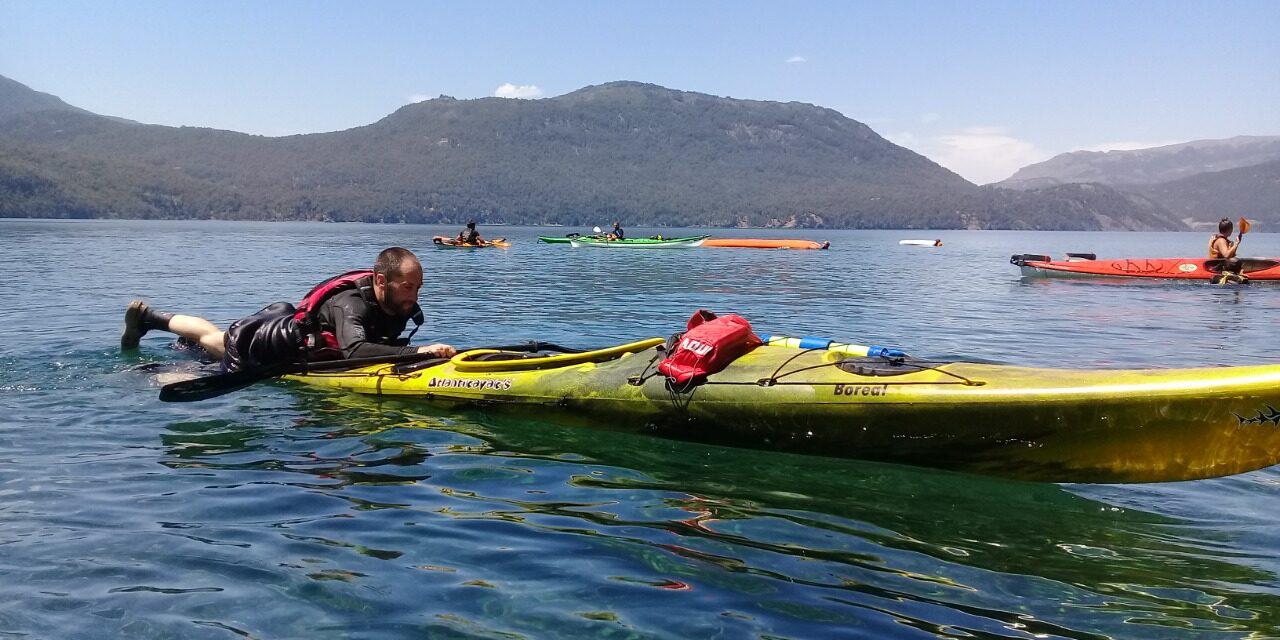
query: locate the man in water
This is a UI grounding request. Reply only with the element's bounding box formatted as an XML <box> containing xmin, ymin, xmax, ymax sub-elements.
<box><xmin>120</xmin><ymin>247</ymin><xmax>456</xmax><ymax>372</ymax></box>
<box><xmin>1209</xmin><ymin>218</ymin><xmax>1242</xmax><ymax>260</ymax></box>
<box><xmin>456</xmin><ymin>220</ymin><xmax>485</xmax><ymax>245</ymax></box>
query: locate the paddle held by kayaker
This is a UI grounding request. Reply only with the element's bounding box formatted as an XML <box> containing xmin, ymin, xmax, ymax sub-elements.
<box><xmin>120</xmin><ymin>247</ymin><xmax>456</xmax><ymax>372</ymax></box>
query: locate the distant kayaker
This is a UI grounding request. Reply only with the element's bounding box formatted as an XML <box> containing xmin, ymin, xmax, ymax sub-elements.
<box><xmin>1209</xmin><ymin>218</ymin><xmax>1241</xmax><ymax>260</ymax></box>
<box><xmin>120</xmin><ymin>247</ymin><xmax>456</xmax><ymax>372</ymax></box>
<box><xmin>609</xmin><ymin>221</ymin><xmax>625</xmax><ymax>240</ymax></box>
<box><xmin>457</xmin><ymin>220</ymin><xmax>485</xmax><ymax>245</ymax></box>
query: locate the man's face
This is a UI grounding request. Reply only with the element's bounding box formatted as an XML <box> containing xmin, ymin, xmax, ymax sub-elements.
<box><xmin>381</xmin><ymin>262</ymin><xmax>423</xmax><ymax>317</ymax></box>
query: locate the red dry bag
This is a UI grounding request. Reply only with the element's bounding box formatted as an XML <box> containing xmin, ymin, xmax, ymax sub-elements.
<box><xmin>658</xmin><ymin>310</ymin><xmax>762</xmax><ymax>390</ymax></box>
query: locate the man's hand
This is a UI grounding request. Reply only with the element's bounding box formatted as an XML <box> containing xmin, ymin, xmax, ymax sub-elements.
<box><xmin>417</xmin><ymin>343</ymin><xmax>457</xmax><ymax>358</ymax></box>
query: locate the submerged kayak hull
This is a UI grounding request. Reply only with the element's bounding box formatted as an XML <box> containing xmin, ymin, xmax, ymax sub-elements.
<box><xmin>569</xmin><ymin>235</ymin><xmax>708</xmax><ymax>248</ymax></box>
<box><xmin>1013</xmin><ymin>254</ymin><xmax>1280</xmax><ymax>281</ymax></box>
<box><xmin>703</xmin><ymin>238</ymin><xmax>829</xmax><ymax>250</ymax></box>
<box><xmin>287</xmin><ymin>341</ymin><xmax>1280</xmax><ymax>483</ymax></box>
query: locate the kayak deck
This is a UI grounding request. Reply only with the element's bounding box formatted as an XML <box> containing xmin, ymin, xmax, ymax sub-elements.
<box><xmin>569</xmin><ymin>235</ymin><xmax>709</xmax><ymax>248</ymax></box>
<box><xmin>1012</xmin><ymin>254</ymin><xmax>1280</xmax><ymax>281</ymax></box>
<box><xmin>288</xmin><ymin>342</ymin><xmax>1280</xmax><ymax>483</ymax></box>
<box><xmin>433</xmin><ymin>236</ymin><xmax>510</xmax><ymax>248</ymax></box>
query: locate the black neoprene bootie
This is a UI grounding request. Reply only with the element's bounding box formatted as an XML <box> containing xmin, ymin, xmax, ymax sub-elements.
<box><xmin>121</xmin><ymin>300</ymin><xmax>174</xmax><ymax>349</ymax></box>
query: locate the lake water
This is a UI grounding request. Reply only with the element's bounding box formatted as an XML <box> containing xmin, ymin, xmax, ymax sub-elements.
<box><xmin>1</xmin><ymin>219</ymin><xmax>1279</xmax><ymax>639</ymax></box>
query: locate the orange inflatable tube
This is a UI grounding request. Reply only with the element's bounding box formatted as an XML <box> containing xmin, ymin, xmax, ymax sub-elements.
<box><xmin>703</xmin><ymin>238</ymin><xmax>829</xmax><ymax>250</ymax></box>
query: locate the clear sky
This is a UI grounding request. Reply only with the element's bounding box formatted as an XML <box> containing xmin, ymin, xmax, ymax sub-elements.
<box><xmin>2</xmin><ymin>0</ymin><xmax>1277</xmax><ymax>183</ymax></box>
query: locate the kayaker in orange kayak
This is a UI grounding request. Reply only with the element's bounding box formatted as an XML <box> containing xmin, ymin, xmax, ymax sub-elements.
<box><xmin>1209</xmin><ymin>218</ymin><xmax>1242</xmax><ymax>260</ymax></box>
<box><xmin>456</xmin><ymin>220</ymin><xmax>488</xmax><ymax>246</ymax></box>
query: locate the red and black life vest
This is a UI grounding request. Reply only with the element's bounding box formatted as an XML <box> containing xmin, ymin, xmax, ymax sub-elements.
<box><xmin>294</xmin><ymin>269</ymin><xmax>375</xmax><ymax>356</ymax></box>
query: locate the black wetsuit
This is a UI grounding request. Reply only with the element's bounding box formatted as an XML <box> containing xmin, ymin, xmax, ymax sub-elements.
<box><xmin>313</xmin><ymin>285</ymin><xmax>416</xmax><ymax>359</ymax></box>
<box><xmin>221</xmin><ymin>302</ymin><xmax>305</xmax><ymax>373</ymax></box>
<box><xmin>459</xmin><ymin>228</ymin><xmax>480</xmax><ymax>244</ymax></box>
<box><xmin>221</xmin><ymin>275</ymin><xmax>417</xmax><ymax>372</ymax></box>
<box><xmin>613</xmin><ymin>225</ymin><xmax>625</xmax><ymax>240</ymax></box>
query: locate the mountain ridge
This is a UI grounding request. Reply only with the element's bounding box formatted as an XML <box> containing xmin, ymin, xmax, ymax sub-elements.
<box><xmin>1140</xmin><ymin>159</ymin><xmax>1280</xmax><ymax>228</ymax></box>
<box><xmin>0</xmin><ymin>76</ymin><xmax>91</xmax><ymax>120</ymax></box>
<box><xmin>1000</xmin><ymin>135</ymin><xmax>1280</xmax><ymax>189</ymax></box>
<box><xmin>0</xmin><ymin>75</ymin><xmax>1185</xmax><ymax>230</ymax></box>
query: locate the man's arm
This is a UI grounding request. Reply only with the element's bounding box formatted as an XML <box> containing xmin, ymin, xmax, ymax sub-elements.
<box><xmin>329</xmin><ymin>299</ymin><xmax>416</xmax><ymax>359</ymax></box>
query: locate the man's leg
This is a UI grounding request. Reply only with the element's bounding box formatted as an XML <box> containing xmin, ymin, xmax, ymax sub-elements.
<box><xmin>122</xmin><ymin>300</ymin><xmax>226</xmax><ymax>359</ymax></box>
<box><xmin>168</xmin><ymin>314</ymin><xmax>226</xmax><ymax>359</ymax></box>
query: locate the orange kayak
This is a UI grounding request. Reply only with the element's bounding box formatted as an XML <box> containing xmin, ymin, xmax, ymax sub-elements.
<box><xmin>432</xmin><ymin>236</ymin><xmax>510</xmax><ymax>249</ymax></box>
<box><xmin>703</xmin><ymin>238</ymin><xmax>829</xmax><ymax>250</ymax></box>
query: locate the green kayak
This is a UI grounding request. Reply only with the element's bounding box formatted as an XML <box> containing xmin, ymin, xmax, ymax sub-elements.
<box><xmin>569</xmin><ymin>235</ymin><xmax>709</xmax><ymax>249</ymax></box>
<box><xmin>538</xmin><ymin>233</ymin><xmax>602</xmax><ymax>244</ymax></box>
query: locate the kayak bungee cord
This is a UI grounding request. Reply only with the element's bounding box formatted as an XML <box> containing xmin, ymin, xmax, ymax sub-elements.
<box><xmin>710</xmin><ymin>354</ymin><xmax>985</xmax><ymax>388</ymax></box>
<box><xmin>626</xmin><ymin>348</ymin><xmax>667</xmax><ymax>388</ymax></box>
<box><xmin>648</xmin><ymin>348</ymin><xmax>987</xmax><ymax>410</ymax></box>
<box><xmin>625</xmin><ymin>340</ymin><xmax>985</xmax><ymax>396</ymax></box>
<box><xmin>749</xmin><ymin>334</ymin><xmax>986</xmax><ymax>387</ymax></box>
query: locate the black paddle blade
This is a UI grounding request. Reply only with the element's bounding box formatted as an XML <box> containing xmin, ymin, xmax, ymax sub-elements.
<box><xmin>159</xmin><ymin>365</ymin><xmax>288</xmax><ymax>403</ymax></box>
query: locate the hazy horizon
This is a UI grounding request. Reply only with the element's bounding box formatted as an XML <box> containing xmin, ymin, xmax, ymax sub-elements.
<box><xmin>3</xmin><ymin>0</ymin><xmax>1277</xmax><ymax>183</ymax></box>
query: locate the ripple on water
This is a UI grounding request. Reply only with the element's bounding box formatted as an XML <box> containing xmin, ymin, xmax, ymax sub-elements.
<box><xmin>2</xmin><ymin>221</ymin><xmax>1280</xmax><ymax>638</ymax></box>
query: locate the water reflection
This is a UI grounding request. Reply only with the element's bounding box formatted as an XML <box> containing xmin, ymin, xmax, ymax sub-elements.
<box><xmin>153</xmin><ymin>389</ymin><xmax>1280</xmax><ymax>638</ymax></box>
<box><xmin>10</xmin><ymin>220</ymin><xmax>1280</xmax><ymax>639</ymax></box>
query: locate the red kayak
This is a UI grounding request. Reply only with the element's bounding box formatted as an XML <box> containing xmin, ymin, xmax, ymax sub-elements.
<box><xmin>1011</xmin><ymin>253</ymin><xmax>1280</xmax><ymax>282</ymax></box>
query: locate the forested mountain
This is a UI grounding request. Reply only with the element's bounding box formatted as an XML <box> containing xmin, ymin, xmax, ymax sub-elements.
<box><xmin>995</xmin><ymin>135</ymin><xmax>1279</xmax><ymax>229</ymax></box>
<box><xmin>0</xmin><ymin>75</ymin><xmax>1186</xmax><ymax>229</ymax></box>
<box><xmin>1000</xmin><ymin>136</ymin><xmax>1280</xmax><ymax>189</ymax></box>
<box><xmin>1140</xmin><ymin>159</ymin><xmax>1280</xmax><ymax>228</ymax></box>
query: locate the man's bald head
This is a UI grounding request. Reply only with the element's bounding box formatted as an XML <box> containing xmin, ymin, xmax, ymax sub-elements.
<box><xmin>373</xmin><ymin>247</ymin><xmax>423</xmax><ymax>318</ymax></box>
<box><xmin>374</xmin><ymin>247</ymin><xmax>421</xmax><ymax>281</ymax></box>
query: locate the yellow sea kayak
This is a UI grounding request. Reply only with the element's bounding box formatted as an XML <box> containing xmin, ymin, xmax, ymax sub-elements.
<box><xmin>287</xmin><ymin>340</ymin><xmax>1280</xmax><ymax>483</ymax></box>
<box><xmin>432</xmin><ymin>236</ymin><xmax>510</xmax><ymax>248</ymax></box>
